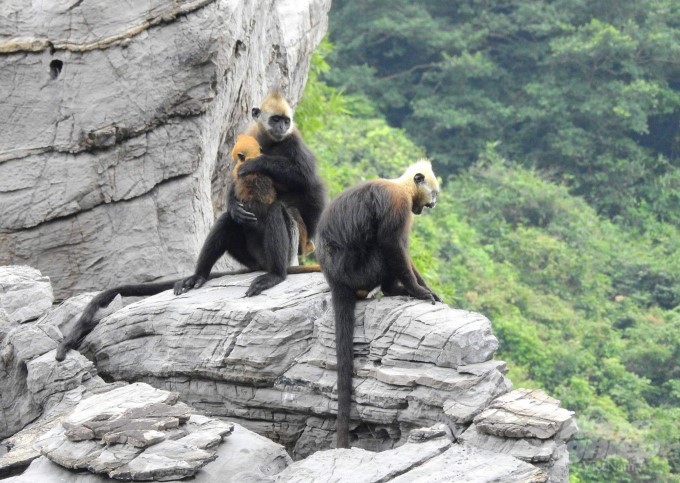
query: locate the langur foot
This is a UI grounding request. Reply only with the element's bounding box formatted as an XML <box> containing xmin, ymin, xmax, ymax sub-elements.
<box><xmin>173</xmin><ymin>275</ymin><xmax>206</xmax><ymax>295</ymax></box>
<box><xmin>245</xmin><ymin>273</ymin><xmax>285</xmax><ymax>297</ymax></box>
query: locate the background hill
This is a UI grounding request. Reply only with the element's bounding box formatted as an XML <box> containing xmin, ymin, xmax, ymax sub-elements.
<box><xmin>296</xmin><ymin>0</ymin><xmax>680</xmax><ymax>477</ymax></box>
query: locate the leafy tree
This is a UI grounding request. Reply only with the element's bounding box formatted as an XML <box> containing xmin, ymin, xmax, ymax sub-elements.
<box><xmin>327</xmin><ymin>0</ymin><xmax>680</xmax><ymax>225</ymax></box>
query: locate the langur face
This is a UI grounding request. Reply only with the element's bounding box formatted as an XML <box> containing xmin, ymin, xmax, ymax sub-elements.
<box><xmin>252</xmin><ymin>107</ymin><xmax>293</xmax><ymax>141</ymax></box>
<box><xmin>412</xmin><ymin>173</ymin><xmax>439</xmax><ymax>214</ymax></box>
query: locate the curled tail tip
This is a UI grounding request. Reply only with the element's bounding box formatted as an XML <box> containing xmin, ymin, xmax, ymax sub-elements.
<box><xmin>55</xmin><ymin>346</ymin><xmax>67</xmax><ymax>362</ymax></box>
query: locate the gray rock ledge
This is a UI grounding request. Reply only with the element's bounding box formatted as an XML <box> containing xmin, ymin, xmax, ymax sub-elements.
<box><xmin>1</xmin><ymin>266</ymin><xmax>578</xmax><ymax>481</ymax></box>
<box><xmin>33</xmin><ymin>383</ymin><xmax>233</xmax><ymax>481</ymax></box>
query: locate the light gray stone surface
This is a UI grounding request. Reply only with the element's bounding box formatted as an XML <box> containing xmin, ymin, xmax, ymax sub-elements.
<box><xmin>473</xmin><ymin>389</ymin><xmax>578</xmax><ymax>441</ymax></box>
<box><xmin>275</xmin><ymin>432</ymin><xmax>453</xmax><ymax>483</ymax></box>
<box><xmin>0</xmin><ymin>284</ymin><xmax>121</xmax><ymax>444</ymax></box>
<box><xmin>78</xmin><ymin>272</ymin><xmax>510</xmax><ymax>458</ymax></box>
<box><xmin>461</xmin><ymin>389</ymin><xmax>578</xmax><ymax>483</ymax></box>
<box><xmin>4</xmin><ymin>423</ymin><xmax>291</xmax><ymax>483</ymax></box>
<box><xmin>0</xmin><ymin>270</ymin><xmax>579</xmax><ymax>481</ymax></box>
<box><xmin>275</xmin><ymin>426</ymin><xmax>547</xmax><ymax>483</ymax></box>
<box><xmin>33</xmin><ymin>383</ymin><xmax>234</xmax><ymax>480</ymax></box>
<box><xmin>0</xmin><ymin>0</ymin><xmax>331</xmax><ymax>299</ymax></box>
<box><xmin>0</xmin><ymin>321</ymin><xmax>103</xmax><ymax>440</ymax></box>
<box><xmin>389</xmin><ymin>444</ymin><xmax>548</xmax><ymax>483</ymax></box>
<box><xmin>0</xmin><ymin>266</ymin><xmax>53</xmax><ymax>323</ymax></box>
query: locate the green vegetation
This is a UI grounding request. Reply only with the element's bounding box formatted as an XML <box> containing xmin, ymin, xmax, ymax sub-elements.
<box><xmin>297</xmin><ymin>34</ymin><xmax>679</xmax><ymax>482</ymax></box>
<box><xmin>326</xmin><ymin>0</ymin><xmax>680</xmax><ymax>226</ymax></box>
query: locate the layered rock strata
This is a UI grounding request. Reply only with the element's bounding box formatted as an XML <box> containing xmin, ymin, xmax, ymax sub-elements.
<box><xmin>0</xmin><ymin>0</ymin><xmax>331</xmax><ymax>299</ymax></box>
<box><xmin>0</xmin><ymin>266</ymin><xmax>577</xmax><ymax>481</ymax></box>
<box><xmin>33</xmin><ymin>383</ymin><xmax>234</xmax><ymax>480</ymax></box>
<box><xmin>79</xmin><ymin>272</ymin><xmax>510</xmax><ymax>455</ymax></box>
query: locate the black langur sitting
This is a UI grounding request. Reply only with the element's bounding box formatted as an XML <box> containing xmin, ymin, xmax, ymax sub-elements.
<box><xmin>56</xmin><ymin>91</ymin><xmax>326</xmax><ymax>362</ymax></box>
<box><xmin>316</xmin><ymin>160</ymin><xmax>441</xmax><ymax>448</ymax></box>
<box><xmin>174</xmin><ymin>90</ymin><xmax>326</xmax><ymax>297</ymax></box>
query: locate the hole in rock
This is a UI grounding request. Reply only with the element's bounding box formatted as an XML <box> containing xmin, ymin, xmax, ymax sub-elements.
<box><xmin>234</xmin><ymin>40</ymin><xmax>246</xmax><ymax>57</ymax></box>
<box><xmin>50</xmin><ymin>59</ymin><xmax>63</xmax><ymax>79</ymax></box>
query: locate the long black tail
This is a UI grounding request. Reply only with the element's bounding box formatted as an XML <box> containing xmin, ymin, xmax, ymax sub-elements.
<box><xmin>54</xmin><ymin>265</ymin><xmax>321</xmax><ymax>362</ymax></box>
<box><xmin>332</xmin><ymin>284</ymin><xmax>357</xmax><ymax>448</ymax></box>
<box><xmin>55</xmin><ymin>269</ymin><xmax>251</xmax><ymax>362</ymax></box>
<box><xmin>287</xmin><ymin>264</ymin><xmax>321</xmax><ymax>273</ymax></box>
<box><xmin>55</xmin><ymin>280</ymin><xmax>177</xmax><ymax>361</ymax></box>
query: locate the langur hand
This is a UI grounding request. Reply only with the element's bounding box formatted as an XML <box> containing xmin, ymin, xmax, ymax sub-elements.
<box><xmin>173</xmin><ymin>275</ymin><xmax>206</xmax><ymax>295</ymax></box>
<box><xmin>236</xmin><ymin>158</ymin><xmax>262</xmax><ymax>178</ymax></box>
<box><xmin>230</xmin><ymin>202</ymin><xmax>257</xmax><ymax>226</ymax></box>
<box><xmin>413</xmin><ymin>289</ymin><xmax>437</xmax><ymax>305</ymax></box>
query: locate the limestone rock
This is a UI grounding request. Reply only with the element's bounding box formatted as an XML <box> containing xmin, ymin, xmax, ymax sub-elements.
<box><xmin>0</xmin><ymin>382</ymin><xmax>123</xmax><ymax>477</ymax></box>
<box><xmin>0</xmin><ymin>305</ymin><xmax>10</xmax><ymax>334</ymax></box>
<box><xmin>0</xmin><ymin>278</ymin><xmax>127</xmax><ymax>474</ymax></box>
<box><xmin>38</xmin><ymin>291</ymin><xmax>123</xmax><ymax>345</ymax></box>
<box><xmin>0</xmin><ymin>287</ymin><xmax>118</xmax><ymax>441</ymax></box>
<box><xmin>460</xmin><ymin>424</ymin><xmax>557</xmax><ymax>463</ymax></box>
<box><xmin>33</xmin><ymin>382</ymin><xmax>234</xmax><ymax>480</ymax></box>
<box><xmin>473</xmin><ymin>389</ymin><xmax>578</xmax><ymax>441</ymax></box>
<box><xmin>4</xmin><ymin>423</ymin><xmax>291</xmax><ymax>483</ymax></box>
<box><xmin>0</xmin><ymin>0</ymin><xmax>331</xmax><ymax>299</ymax></box>
<box><xmin>275</xmin><ymin>426</ymin><xmax>547</xmax><ymax>483</ymax></box>
<box><xmin>389</xmin><ymin>444</ymin><xmax>548</xmax><ymax>483</ymax></box>
<box><xmin>0</xmin><ymin>266</ymin><xmax>53</xmax><ymax>323</ymax></box>
<box><xmin>461</xmin><ymin>389</ymin><xmax>579</xmax><ymax>482</ymax></box>
<box><xmin>0</xmin><ymin>268</ymin><xmax>580</xmax><ymax>480</ymax></box>
<box><xmin>275</xmin><ymin>433</ymin><xmax>452</xmax><ymax>482</ymax></box>
<box><xmin>79</xmin><ymin>273</ymin><xmax>509</xmax><ymax>457</ymax></box>
<box><xmin>0</xmin><ymin>323</ymin><xmax>104</xmax><ymax>440</ymax></box>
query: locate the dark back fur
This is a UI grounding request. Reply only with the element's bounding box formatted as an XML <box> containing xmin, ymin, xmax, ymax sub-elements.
<box><xmin>254</xmin><ymin>127</ymin><xmax>326</xmax><ymax>239</ymax></box>
<box><xmin>318</xmin><ymin>181</ymin><xmax>406</xmax><ymax>288</ymax></box>
<box><xmin>316</xmin><ymin>180</ymin><xmax>409</xmax><ymax>448</ymax></box>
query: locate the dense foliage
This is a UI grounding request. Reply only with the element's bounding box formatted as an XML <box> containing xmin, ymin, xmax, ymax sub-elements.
<box><xmin>326</xmin><ymin>0</ymin><xmax>680</xmax><ymax>226</ymax></box>
<box><xmin>297</xmin><ymin>38</ymin><xmax>679</xmax><ymax>482</ymax></box>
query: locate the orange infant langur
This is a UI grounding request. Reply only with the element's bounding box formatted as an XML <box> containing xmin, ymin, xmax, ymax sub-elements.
<box><xmin>231</xmin><ymin>134</ymin><xmax>315</xmax><ymax>256</ymax></box>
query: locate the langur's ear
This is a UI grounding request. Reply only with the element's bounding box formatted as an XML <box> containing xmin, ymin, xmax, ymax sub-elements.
<box><xmin>414</xmin><ymin>173</ymin><xmax>425</xmax><ymax>184</ymax></box>
<box><xmin>252</xmin><ymin>107</ymin><xmax>261</xmax><ymax>118</ymax></box>
<box><xmin>237</xmin><ymin>152</ymin><xmax>246</xmax><ymax>161</ymax></box>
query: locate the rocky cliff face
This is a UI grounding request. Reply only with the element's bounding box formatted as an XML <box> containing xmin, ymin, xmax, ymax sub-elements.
<box><xmin>0</xmin><ymin>0</ymin><xmax>330</xmax><ymax>300</ymax></box>
<box><xmin>0</xmin><ymin>267</ymin><xmax>577</xmax><ymax>482</ymax></box>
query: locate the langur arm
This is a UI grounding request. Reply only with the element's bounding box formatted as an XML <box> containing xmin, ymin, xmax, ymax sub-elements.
<box><xmin>379</xmin><ymin>237</ymin><xmax>435</xmax><ymax>304</ymax></box>
<box><xmin>236</xmin><ymin>154</ymin><xmax>310</xmax><ymax>190</ymax></box>
<box><xmin>227</xmin><ymin>183</ymin><xmax>257</xmax><ymax>225</ymax></box>
<box><xmin>298</xmin><ymin>185</ymin><xmax>325</xmax><ymax>239</ymax></box>
<box><xmin>410</xmin><ymin>261</ymin><xmax>442</xmax><ymax>302</ymax></box>
<box><xmin>174</xmin><ymin>213</ymin><xmax>231</xmax><ymax>295</ymax></box>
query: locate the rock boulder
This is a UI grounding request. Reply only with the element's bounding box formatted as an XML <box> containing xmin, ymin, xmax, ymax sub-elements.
<box><xmin>1</xmin><ymin>267</ymin><xmax>578</xmax><ymax>481</ymax></box>
<box><xmin>0</xmin><ymin>0</ymin><xmax>331</xmax><ymax>299</ymax></box>
<box><xmin>79</xmin><ymin>272</ymin><xmax>511</xmax><ymax>457</ymax></box>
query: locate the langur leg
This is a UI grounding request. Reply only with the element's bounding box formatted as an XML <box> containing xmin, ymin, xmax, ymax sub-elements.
<box><xmin>410</xmin><ymin>261</ymin><xmax>442</xmax><ymax>302</ymax></box>
<box><xmin>175</xmin><ymin>214</ymin><xmax>257</xmax><ymax>295</ymax></box>
<box><xmin>245</xmin><ymin>204</ymin><xmax>292</xmax><ymax>297</ymax></box>
<box><xmin>380</xmin><ymin>277</ymin><xmax>408</xmax><ymax>297</ymax></box>
<box><xmin>380</xmin><ymin>239</ymin><xmax>434</xmax><ymax>303</ymax></box>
